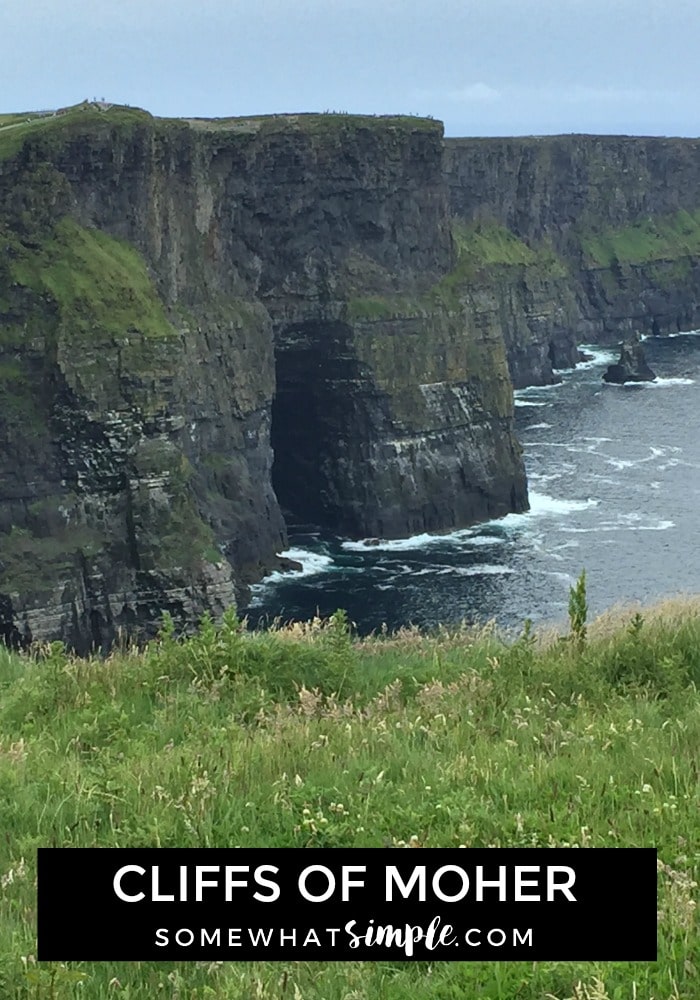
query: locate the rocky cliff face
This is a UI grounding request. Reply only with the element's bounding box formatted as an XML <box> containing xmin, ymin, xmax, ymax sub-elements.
<box><xmin>445</xmin><ymin>135</ymin><xmax>700</xmax><ymax>249</ymax></box>
<box><xmin>0</xmin><ymin>106</ymin><xmax>526</xmax><ymax>648</ymax></box>
<box><xmin>5</xmin><ymin>113</ymin><xmax>700</xmax><ymax>648</ymax></box>
<box><xmin>445</xmin><ymin>136</ymin><xmax>700</xmax><ymax>385</ymax></box>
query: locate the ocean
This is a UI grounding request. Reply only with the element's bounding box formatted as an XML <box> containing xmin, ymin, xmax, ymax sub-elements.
<box><xmin>244</xmin><ymin>333</ymin><xmax>700</xmax><ymax>634</ymax></box>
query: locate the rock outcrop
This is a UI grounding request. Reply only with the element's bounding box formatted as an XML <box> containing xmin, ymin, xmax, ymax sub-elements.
<box><xmin>603</xmin><ymin>337</ymin><xmax>657</xmax><ymax>383</ymax></box>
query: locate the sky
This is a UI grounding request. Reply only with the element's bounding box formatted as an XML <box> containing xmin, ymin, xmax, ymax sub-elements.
<box><xmin>3</xmin><ymin>0</ymin><xmax>699</xmax><ymax>137</ymax></box>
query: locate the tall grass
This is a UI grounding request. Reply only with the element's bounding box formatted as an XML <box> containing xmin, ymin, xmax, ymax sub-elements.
<box><xmin>0</xmin><ymin>600</ymin><xmax>698</xmax><ymax>998</ymax></box>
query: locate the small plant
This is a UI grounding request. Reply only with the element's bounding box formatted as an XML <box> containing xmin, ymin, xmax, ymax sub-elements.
<box><xmin>507</xmin><ymin>616</ymin><xmax>537</xmax><ymax>673</ymax></box>
<box><xmin>628</xmin><ymin>611</ymin><xmax>645</xmax><ymax>639</ymax></box>
<box><xmin>326</xmin><ymin>608</ymin><xmax>352</xmax><ymax>653</ymax></box>
<box><xmin>568</xmin><ymin>569</ymin><xmax>588</xmax><ymax>650</ymax></box>
<box><xmin>519</xmin><ymin>617</ymin><xmax>535</xmax><ymax>646</ymax></box>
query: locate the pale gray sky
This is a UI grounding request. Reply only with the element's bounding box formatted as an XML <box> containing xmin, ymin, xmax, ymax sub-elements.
<box><xmin>3</xmin><ymin>0</ymin><xmax>698</xmax><ymax>136</ymax></box>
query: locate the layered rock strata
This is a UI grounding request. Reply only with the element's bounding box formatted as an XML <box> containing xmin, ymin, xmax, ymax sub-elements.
<box><xmin>0</xmin><ymin>107</ymin><xmax>526</xmax><ymax>647</ymax></box>
<box><xmin>445</xmin><ymin>136</ymin><xmax>700</xmax><ymax>385</ymax></box>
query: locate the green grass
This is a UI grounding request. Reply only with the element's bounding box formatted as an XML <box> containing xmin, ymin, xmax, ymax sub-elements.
<box><xmin>0</xmin><ymin>525</ymin><xmax>103</xmax><ymax>594</ymax></box>
<box><xmin>346</xmin><ymin>294</ymin><xmax>424</xmax><ymax>321</ymax></box>
<box><xmin>0</xmin><ymin>113</ymin><xmax>36</xmax><ymax>129</ymax></box>
<box><xmin>0</xmin><ymin>104</ymin><xmax>438</xmax><ymax>163</ymax></box>
<box><xmin>347</xmin><ymin>223</ymin><xmax>568</xmax><ymax>321</ymax></box>
<box><xmin>452</xmin><ymin>222</ymin><xmax>540</xmax><ymax>267</ymax></box>
<box><xmin>9</xmin><ymin>217</ymin><xmax>174</xmax><ymax>343</ymax></box>
<box><xmin>0</xmin><ymin>598</ymin><xmax>698</xmax><ymax>998</ymax></box>
<box><xmin>579</xmin><ymin>209</ymin><xmax>700</xmax><ymax>267</ymax></box>
<box><xmin>185</xmin><ymin>111</ymin><xmax>442</xmax><ymax>137</ymax></box>
<box><xmin>0</xmin><ymin>104</ymin><xmax>152</xmax><ymax>162</ymax></box>
<box><xmin>429</xmin><ymin>223</ymin><xmax>568</xmax><ymax>311</ymax></box>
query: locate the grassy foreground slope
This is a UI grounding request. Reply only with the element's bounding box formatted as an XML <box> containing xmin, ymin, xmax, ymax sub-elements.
<box><xmin>0</xmin><ymin>601</ymin><xmax>698</xmax><ymax>999</ymax></box>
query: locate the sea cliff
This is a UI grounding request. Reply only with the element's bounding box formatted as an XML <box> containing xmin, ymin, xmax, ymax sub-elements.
<box><xmin>3</xmin><ymin>109</ymin><xmax>700</xmax><ymax>647</ymax></box>
<box><xmin>0</xmin><ymin>106</ymin><xmax>525</xmax><ymax>648</ymax></box>
<box><xmin>445</xmin><ymin>135</ymin><xmax>700</xmax><ymax>384</ymax></box>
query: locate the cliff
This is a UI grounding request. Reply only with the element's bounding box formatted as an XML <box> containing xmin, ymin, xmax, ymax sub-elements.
<box><xmin>445</xmin><ymin>136</ymin><xmax>700</xmax><ymax>385</ymax></box>
<box><xmin>0</xmin><ymin>105</ymin><xmax>526</xmax><ymax>648</ymax></box>
<box><xmin>5</xmin><ymin>109</ymin><xmax>700</xmax><ymax>649</ymax></box>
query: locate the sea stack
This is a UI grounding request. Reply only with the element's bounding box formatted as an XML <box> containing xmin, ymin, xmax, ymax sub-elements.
<box><xmin>603</xmin><ymin>336</ymin><xmax>657</xmax><ymax>384</ymax></box>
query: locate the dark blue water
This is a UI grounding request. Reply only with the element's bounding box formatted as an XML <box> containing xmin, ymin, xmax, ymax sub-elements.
<box><xmin>244</xmin><ymin>334</ymin><xmax>700</xmax><ymax>632</ymax></box>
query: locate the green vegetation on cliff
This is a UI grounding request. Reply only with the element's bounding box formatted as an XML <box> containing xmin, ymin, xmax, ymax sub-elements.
<box><xmin>347</xmin><ymin>222</ymin><xmax>568</xmax><ymax>321</ymax></box>
<box><xmin>345</xmin><ymin>294</ymin><xmax>423</xmax><ymax>321</ymax></box>
<box><xmin>0</xmin><ymin>600</ymin><xmax>697</xmax><ymax>999</ymax></box>
<box><xmin>0</xmin><ymin>103</ymin><xmax>439</xmax><ymax>164</ymax></box>
<box><xmin>431</xmin><ymin>222</ymin><xmax>568</xmax><ymax>311</ymax></box>
<box><xmin>186</xmin><ymin>110</ymin><xmax>442</xmax><ymax>138</ymax></box>
<box><xmin>0</xmin><ymin>524</ymin><xmax>103</xmax><ymax>595</ymax></box>
<box><xmin>8</xmin><ymin>217</ymin><xmax>174</xmax><ymax>343</ymax></box>
<box><xmin>579</xmin><ymin>209</ymin><xmax>700</xmax><ymax>266</ymax></box>
<box><xmin>0</xmin><ymin>103</ymin><xmax>153</xmax><ymax>162</ymax></box>
<box><xmin>452</xmin><ymin>221</ymin><xmax>540</xmax><ymax>266</ymax></box>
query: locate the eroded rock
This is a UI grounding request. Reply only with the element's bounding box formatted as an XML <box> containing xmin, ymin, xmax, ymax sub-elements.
<box><xmin>603</xmin><ymin>337</ymin><xmax>657</xmax><ymax>383</ymax></box>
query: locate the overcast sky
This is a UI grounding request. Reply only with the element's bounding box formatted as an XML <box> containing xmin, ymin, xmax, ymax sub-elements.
<box><xmin>3</xmin><ymin>0</ymin><xmax>698</xmax><ymax>136</ymax></box>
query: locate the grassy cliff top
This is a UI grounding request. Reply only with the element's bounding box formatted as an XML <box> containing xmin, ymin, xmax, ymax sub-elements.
<box><xmin>184</xmin><ymin>110</ymin><xmax>442</xmax><ymax>133</ymax></box>
<box><xmin>0</xmin><ymin>596</ymin><xmax>698</xmax><ymax>998</ymax></box>
<box><xmin>445</xmin><ymin>133</ymin><xmax>700</xmax><ymax>146</ymax></box>
<box><xmin>0</xmin><ymin>102</ymin><xmax>442</xmax><ymax>161</ymax></box>
<box><xmin>0</xmin><ymin>102</ymin><xmax>154</xmax><ymax>161</ymax></box>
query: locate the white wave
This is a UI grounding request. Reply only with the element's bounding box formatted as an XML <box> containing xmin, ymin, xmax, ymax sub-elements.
<box><xmin>605</xmin><ymin>445</ymin><xmax>677</xmax><ymax>471</ymax></box>
<box><xmin>252</xmin><ymin>548</ymin><xmax>335</xmax><ymax>586</ymax></box>
<box><xmin>645</xmin><ymin>377</ymin><xmax>695</xmax><ymax>387</ymax></box>
<box><xmin>342</xmin><ymin>492</ymin><xmax>595</xmax><ymax>556</ymax></box>
<box><xmin>575</xmin><ymin>345</ymin><xmax>619</xmax><ymax>369</ymax></box>
<box><xmin>657</xmin><ymin>328</ymin><xmax>700</xmax><ymax>338</ymax></box>
<box><xmin>514</xmin><ymin>399</ymin><xmax>551</xmax><ymax>408</ymax></box>
<box><xmin>546</xmin><ymin>571</ymin><xmax>578</xmax><ymax>586</ymax></box>
<box><xmin>453</xmin><ymin>564</ymin><xmax>515</xmax><ymax>576</ymax></box>
<box><xmin>498</xmin><ymin>492</ymin><xmax>599</xmax><ymax>530</ymax></box>
<box><xmin>408</xmin><ymin>562</ymin><xmax>515</xmax><ymax>577</ymax></box>
<box><xmin>561</xmin><ymin>519</ymin><xmax>675</xmax><ymax>534</ymax></box>
<box><xmin>409</xmin><ymin>566</ymin><xmax>451</xmax><ymax>576</ymax></box>
<box><xmin>605</xmin><ymin>457</ymin><xmax>638</xmax><ymax>470</ymax></box>
<box><xmin>525</xmin><ymin>422</ymin><xmax>553</xmax><ymax>430</ymax></box>
<box><xmin>527</xmin><ymin>471</ymin><xmax>564</xmax><ymax>483</ymax></box>
<box><xmin>514</xmin><ymin>382</ymin><xmax>563</xmax><ymax>397</ymax></box>
<box><xmin>633</xmin><ymin>520</ymin><xmax>676</xmax><ymax>531</ymax></box>
<box><xmin>529</xmin><ymin>492</ymin><xmax>599</xmax><ymax>515</ymax></box>
<box><xmin>520</xmin><ymin>441</ymin><xmax>573</xmax><ymax>448</ymax></box>
<box><xmin>466</xmin><ymin>534</ymin><xmax>504</xmax><ymax>547</ymax></box>
<box><xmin>342</xmin><ymin>532</ymin><xmax>452</xmax><ymax>552</ymax></box>
<box><xmin>581</xmin><ymin>474</ymin><xmax>621</xmax><ymax>487</ymax></box>
<box><xmin>341</xmin><ymin>524</ymin><xmax>506</xmax><ymax>553</ymax></box>
<box><xmin>522</xmin><ymin>442</ymin><xmax>606</xmax><ymax>455</ymax></box>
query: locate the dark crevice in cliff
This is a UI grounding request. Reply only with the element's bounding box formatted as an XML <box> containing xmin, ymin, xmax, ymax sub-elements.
<box><xmin>271</xmin><ymin>321</ymin><xmax>371</xmax><ymax>533</ymax></box>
